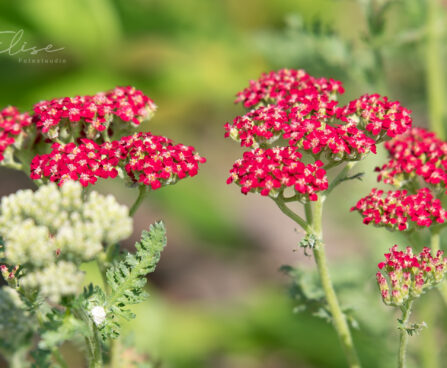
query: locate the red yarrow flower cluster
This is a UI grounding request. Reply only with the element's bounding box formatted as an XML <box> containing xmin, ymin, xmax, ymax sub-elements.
<box><xmin>0</xmin><ymin>86</ymin><xmax>205</xmax><ymax>190</ymax></box>
<box><xmin>338</xmin><ymin>94</ymin><xmax>412</xmax><ymax>139</ymax></box>
<box><xmin>376</xmin><ymin>127</ymin><xmax>447</xmax><ymax>189</ymax></box>
<box><xmin>30</xmin><ymin>132</ymin><xmax>206</xmax><ymax>189</ymax></box>
<box><xmin>225</xmin><ymin>97</ymin><xmax>378</xmax><ymax>161</ymax></box>
<box><xmin>121</xmin><ymin>133</ymin><xmax>206</xmax><ymax>189</ymax></box>
<box><xmin>226</xmin><ymin>69</ymin><xmax>411</xmax><ymax>167</ymax></box>
<box><xmin>226</xmin><ymin>69</ymin><xmax>412</xmax><ymax>200</ymax></box>
<box><xmin>235</xmin><ymin>68</ymin><xmax>344</xmax><ymax>109</ymax></box>
<box><xmin>33</xmin><ymin>86</ymin><xmax>157</xmax><ymax>141</ymax></box>
<box><xmin>30</xmin><ymin>139</ymin><xmax>121</xmax><ymax>187</ymax></box>
<box><xmin>0</xmin><ymin>106</ymin><xmax>32</xmax><ymax>161</ymax></box>
<box><xmin>227</xmin><ymin>147</ymin><xmax>328</xmax><ymax>200</ymax></box>
<box><xmin>351</xmin><ymin>187</ymin><xmax>447</xmax><ymax>231</ymax></box>
<box><xmin>376</xmin><ymin>245</ymin><xmax>447</xmax><ymax>306</ymax></box>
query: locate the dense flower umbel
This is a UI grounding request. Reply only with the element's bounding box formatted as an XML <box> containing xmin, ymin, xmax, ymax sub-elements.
<box><xmin>376</xmin><ymin>127</ymin><xmax>447</xmax><ymax>189</ymax></box>
<box><xmin>0</xmin><ymin>106</ymin><xmax>32</xmax><ymax>162</ymax></box>
<box><xmin>33</xmin><ymin>86</ymin><xmax>157</xmax><ymax>141</ymax></box>
<box><xmin>226</xmin><ymin>69</ymin><xmax>412</xmax><ymax>200</ymax></box>
<box><xmin>225</xmin><ymin>97</ymin><xmax>379</xmax><ymax>161</ymax></box>
<box><xmin>235</xmin><ymin>69</ymin><xmax>344</xmax><ymax>109</ymax></box>
<box><xmin>376</xmin><ymin>245</ymin><xmax>447</xmax><ymax>306</ymax></box>
<box><xmin>0</xmin><ymin>182</ymin><xmax>132</xmax><ymax>265</ymax></box>
<box><xmin>0</xmin><ymin>182</ymin><xmax>132</xmax><ymax>303</ymax></box>
<box><xmin>351</xmin><ymin>188</ymin><xmax>447</xmax><ymax>231</ymax></box>
<box><xmin>338</xmin><ymin>94</ymin><xmax>412</xmax><ymax>140</ymax></box>
<box><xmin>227</xmin><ymin>147</ymin><xmax>328</xmax><ymax>200</ymax></box>
<box><xmin>30</xmin><ymin>140</ymin><xmax>121</xmax><ymax>187</ymax></box>
<box><xmin>226</xmin><ymin>71</ymin><xmax>411</xmax><ymax>159</ymax></box>
<box><xmin>121</xmin><ymin>132</ymin><xmax>206</xmax><ymax>189</ymax></box>
<box><xmin>30</xmin><ymin>132</ymin><xmax>206</xmax><ymax>188</ymax></box>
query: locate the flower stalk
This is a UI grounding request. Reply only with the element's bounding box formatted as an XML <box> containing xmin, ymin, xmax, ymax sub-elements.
<box><xmin>273</xmin><ymin>185</ymin><xmax>361</xmax><ymax>367</ymax></box>
<box><xmin>310</xmin><ymin>195</ymin><xmax>361</xmax><ymax>368</ymax></box>
<box><xmin>398</xmin><ymin>300</ymin><xmax>413</xmax><ymax>368</ymax></box>
<box><xmin>129</xmin><ymin>185</ymin><xmax>147</xmax><ymax>217</ymax></box>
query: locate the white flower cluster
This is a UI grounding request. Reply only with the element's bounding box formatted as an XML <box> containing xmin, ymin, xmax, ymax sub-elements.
<box><xmin>0</xmin><ymin>182</ymin><xmax>132</xmax><ymax>265</ymax></box>
<box><xmin>0</xmin><ymin>287</ymin><xmax>33</xmax><ymax>352</ymax></box>
<box><xmin>21</xmin><ymin>261</ymin><xmax>84</xmax><ymax>304</ymax></box>
<box><xmin>0</xmin><ymin>182</ymin><xmax>133</xmax><ymax>303</ymax></box>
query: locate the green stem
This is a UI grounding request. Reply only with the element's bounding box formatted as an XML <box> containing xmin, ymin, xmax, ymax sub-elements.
<box><xmin>73</xmin><ymin>308</ymin><xmax>103</xmax><ymax>368</ymax></box>
<box><xmin>129</xmin><ymin>186</ymin><xmax>147</xmax><ymax>217</ymax></box>
<box><xmin>273</xmin><ymin>197</ymin><xmax>311</xmax><ymax>232</ymax></box>
<box><xmin>311</xmin><ymin>195</ymin><xmax>361</xmax><ymax>368</ymax></box>
<box><xmin>304</xmin><ymin>202</ymin><xmax>313</xmax><ymax>225</ymax></box>
<box><xmin>1</xmin><ymin>161</ymin><xmax>23</xmax><ymax>171</ymax></box>
<box><xmin>326</xmin><ymin>162</ymin><xmax>357</xmax><ymax>195</ymax></box>
<box><xmin>431</xmin><ymin>227</ymin><xmax>440</xmax><ymax>253</ymax></box>
<box><xmin>426</xmin><ymin>0</ymin><xmax>446</xmax><ymax>139</ymax></box>
<box><xmin>399</xmin><ymin>300</ymin><xmax>414</xmax><ymax>368</ymax></box>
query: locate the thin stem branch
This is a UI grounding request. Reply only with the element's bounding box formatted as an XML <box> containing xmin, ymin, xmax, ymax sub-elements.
<box><xmin>273</xmin><ymin>197</ymin><xmax>311</xmax><ymax>232</ymax></box>
<box><xmin>326</xmin><ymin>162</ymin><xmax>357</xmax><ymax>195</ymax></box>
<box><xmin>129</xmin><ymin>186</ymin><xmax>147</xmax><ymax>217</ymax></box>
<box><xmin>399</xmin><ymin>300</ymin><xmax>414</xmax><ymax>368</ymax></box>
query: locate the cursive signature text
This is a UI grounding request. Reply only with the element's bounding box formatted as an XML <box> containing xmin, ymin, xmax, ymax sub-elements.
<box><xmin>0</xmin><ymin>29</ymin><xmax>64</xmax><ymax>56</ymax></box>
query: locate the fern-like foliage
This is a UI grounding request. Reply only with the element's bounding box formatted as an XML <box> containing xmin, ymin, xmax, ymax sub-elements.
<box><xmin>101</xmin><ymin>221</ymin><xmax>167</xmax><ymax>339</ymax></box>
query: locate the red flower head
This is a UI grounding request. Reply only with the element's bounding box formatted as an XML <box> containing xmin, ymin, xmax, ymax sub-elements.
<box><xmin>120</xmin><ymin>132</ymin><xmax>206</xmax><ymax>190</ymax></box>
<box><xmin>30</xmin><ymin>132</ymin><xmax>206</xmax><ymax>189</ymax></box>
<box><xmin>33</xmin><ymin>86</ymin><xmax>157</xmax><ymax>142</ymax></box>
<box><xmin>227</xmin><ymin>146</ymin><xmax>328</xmax><ymax>200</ymax></box>
<box><xmin>30</xmin><ymin>140</ymin><xmax>121</xmax><ymax>187</ymax></box>
<box><xmin>0</xmin><ymin>106</ymin><xmax>32</xmax><ymax>162</ymax></box>
<box><xmin>376</xmin><ymin>127</ymin><xmax>447</xmax><ymax>190</ymax></box>
<box><xmin>226</xmin><ymin>69</ymin><xmax>412</xmax><ymax>200</ymax></box>
<box><xmin>234</xmin><ymin>68</ymin><xmax>344</xmax><ymax>109</ymax></box>
<box><xmin>339</xmin><ymin>94</ymin><xmax>412</xmax><ymax>140</ymax></box>
<box><xmin>377</xmin><ymin>245</ymin><xmax>447</xmax><ymax>306</ymax></box>
<box><xmin>351</xmin><ymin>187</ymin><xmax>447</xmax><ymax>231</ymax></box>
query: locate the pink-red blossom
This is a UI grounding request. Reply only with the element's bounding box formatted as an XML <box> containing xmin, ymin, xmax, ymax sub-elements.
<box><xmin>376</xmin><ymin>245</ymin><xmax>447</xmax><ymax>306</ymax></box>
<box><xmin>0</xmin><ymin>106</ymin><xmax>32</xmax><ymax>162</ymax></box>
<box><xmin>351</xmin><ymin>187</ymin><xmax>447</xmax><ymax>231</ymax></box>
<box><xmin>235</xmin><ymin>69</ymin><xmax>344</xmax><ymax>109</ymax></box>
<box><xmin>30</xmin><ymin>132</ymin><xmax>206</xmax><ymax>189</ymax></box>
<box><xmin>376</xmin><ymin>127</ymin><xmax>447</xmax><ymax>189</ymax></box>
<box><xmin>33</xmin><ymin>86</ymin><xmax>157</xmax><ymax>141</ymax></box>
<box><xmin>227</xmin><ymin>147</ymin><xmax>328</xmax><ymax>200</ymax></box>
<box><xmin>226</xmin><ymin>69</ymin><xmax>413</xmax><ymax>200</ymax></box>
<box><xmin>339</xmin><ymin>94</ymin><xmax>412</xmax><ymax>139</ymax></box>
<box><xmin>120</xmin><ymin>132</ymin><xmax>206</xmax><ymax>190</ymax></box>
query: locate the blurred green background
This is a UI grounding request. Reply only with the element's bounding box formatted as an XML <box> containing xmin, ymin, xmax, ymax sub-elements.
<box><xmin>0</xmin><ymin>0</ymin><xmax>446</xmax><ymax>367</ymax></box>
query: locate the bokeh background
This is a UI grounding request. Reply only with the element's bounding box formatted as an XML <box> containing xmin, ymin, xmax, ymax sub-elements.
<box><xmin>0</xmin><ymin>0</ymin><xmax>445</xmax><ymax>367</ymax></box>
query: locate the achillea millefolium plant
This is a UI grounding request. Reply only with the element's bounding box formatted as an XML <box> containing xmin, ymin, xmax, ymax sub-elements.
<box><xmin>224</xmin><ymin>68</ymin><xmax>413</xmax><ymax>368</ymax></box>
<box><xmin>0</xmin><ymin>87</ymin><xmax>205</xmax><ymax>367</ymax></box>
